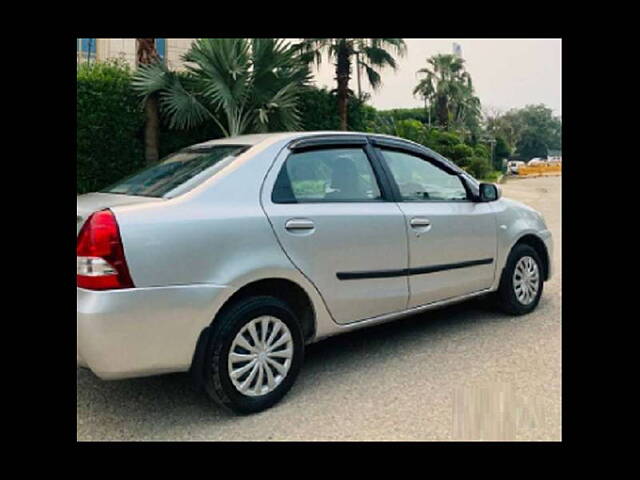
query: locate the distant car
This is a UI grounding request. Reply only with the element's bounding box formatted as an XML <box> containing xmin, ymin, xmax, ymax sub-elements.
<box><xmin>507</xmin><ymin>160</ymin><xmax>525</xmax><ymax>174</ymax></box>
<box><xmin>77</xmin><ymin>131</ymin><xmax>553</xmax><ymax>414</ymax></box>
<box><xmin>527</xmin><ymin>158</ymin><xmax>546</xmax><ymax>166</ymax></box>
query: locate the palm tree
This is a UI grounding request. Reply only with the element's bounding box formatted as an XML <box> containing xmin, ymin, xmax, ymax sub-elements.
<box><xmin>295</xmin><ymin>38</ymin><xmax>407</xmax><ymax>130</ymax></box>
<box><xmin>136</xmin><ymin>38</ymin><xmax>161</xmax><ymax>165</ymax></box>
<box><xmin>132</xmin><ymin>38</ymin><xmax>312</xmax><ymax>137</ymax></box>
<box><xmin>413</xmin><ymin>54</ymin><xmax>480</xmax><ymax>131</ymax></box>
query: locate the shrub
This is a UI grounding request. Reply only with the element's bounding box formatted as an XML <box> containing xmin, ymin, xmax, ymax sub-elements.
<box><xmin>298</xmin><ymin>87</ymin><xmax>373</xmax><ymax>131</ymax></box>
<box><xmin>428</xmin><ymin>130</ymin><xmax>462</xmax><ymax>148</ymax></box>
<box><xmin>466</xmin><ymin>156</ymin><xmax>492</xmax><ymax>179</ymax></box>
<box><xmin>77</xmin><ymin>60</ymin><xmax>145</xmax><ymax>194</ymax></box>
<box><xmin>378</xmin><ymin>108</ymin><xmax>426</xmax><ymax>124</ymax></box>
<box><xmin>473</xmin><ymin>144</ymin><xmax>490</xmax><ymax>159</ymax></box>
<box><xmin>77</xmin><ymin>61</ymin><xmax>224</xmax><ymax>194</ymax></box>
<box><xmin>394</xmin><ymin>119</ymin><xmax>428</xmax><ymax>144</ymax></box>
<box><xmin>448</xmin><ymin>144</ymin><xmax>475</xmax><ymax>165</ymax></box>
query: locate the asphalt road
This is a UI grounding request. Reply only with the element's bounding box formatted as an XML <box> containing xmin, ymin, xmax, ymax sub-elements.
<box><xmin>77</xmin><ymin>175</ymin><xmax>561</xmax><ymax>441</ymax></box>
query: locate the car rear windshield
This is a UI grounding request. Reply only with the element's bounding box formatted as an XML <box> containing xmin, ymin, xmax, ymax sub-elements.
<box><xmin>101</xmin><ymin>145</ymin><xmax>250</xmax><ymax>198</ymax></box>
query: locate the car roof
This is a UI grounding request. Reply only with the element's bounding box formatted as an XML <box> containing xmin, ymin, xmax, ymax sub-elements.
<box><xmin>189</xmin><ymin>131</ymin><xmax>464</xmax><ymax>175</ymax></box>
<box><xmin>190</xmin><ymin>131</ymin><xmax>413</xmax><ymax>148</ymax></box>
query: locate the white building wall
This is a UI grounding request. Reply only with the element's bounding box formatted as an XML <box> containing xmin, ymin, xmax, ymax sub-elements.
<box><xmin>166</xmin><ymin>38</ymin><xmax>195</xmax><ymax>70</ymax></box>
<box><xmin>78</xmin><ymin>38</ymin><xmax>196</xmax><ymax>70</ymax></box>
<box><xmin>103</xmin><ymin>38</ymin><xmax>138</xmax><ymax>66</ymax></box>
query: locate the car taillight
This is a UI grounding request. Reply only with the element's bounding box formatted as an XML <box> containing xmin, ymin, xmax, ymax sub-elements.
<box><xmin>76</xmin><ymin>209</ymin><xmax>135</xmax><ymax>290</ymax></box>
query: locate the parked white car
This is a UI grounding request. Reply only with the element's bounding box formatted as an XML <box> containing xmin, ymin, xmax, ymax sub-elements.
<box><xmin>507</xmin><ymin>160</ymin><xmax>525</xmax><ymax>174</ymax></box>
<box><xmin>77</xmin><ymin>132</ymin><xmax>553</xmax><ymax>414</ymax></box>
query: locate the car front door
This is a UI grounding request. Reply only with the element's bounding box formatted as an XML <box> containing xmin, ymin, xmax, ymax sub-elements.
<box><xmin>374</xmin><ymin>146</ymin><xmax>498</xmax><ymax>308</ymax></box>
<box><xmin>262</xmin><ymin>139</ymin><xmax>409</xmax><ymax>325</ymax></box>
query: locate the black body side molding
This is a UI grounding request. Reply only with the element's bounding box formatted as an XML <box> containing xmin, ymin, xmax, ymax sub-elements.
<box><xmin>337</xmin><ymin>258</ymin><xmax>494</xmax><ymax>281</ymax></box>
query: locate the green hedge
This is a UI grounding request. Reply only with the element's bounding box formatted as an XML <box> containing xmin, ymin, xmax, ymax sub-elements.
<box><xmin>77</xmin><ymin>61</ymin><xmax>223</xmax><ymax>194</ymax></box>
<box><xmin>77</xmin><ymin>61</ymin><xmax>145</xmax><ymax>194</ymax></box>
<box><xmin>298</xmin><ymin>87</ymin><xmax>376</xmax><ymax>132</ymax></box>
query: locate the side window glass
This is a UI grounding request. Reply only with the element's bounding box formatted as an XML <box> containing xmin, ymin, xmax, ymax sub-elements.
<box><xmin>378</xmin><ymin>149</ymin><xmax>468</xmax><ymax>202</ymax></box>
<box><xmin>273</xmin><ymin>148</ymin><xmax>382</xmax><ymax>203</ymax></box>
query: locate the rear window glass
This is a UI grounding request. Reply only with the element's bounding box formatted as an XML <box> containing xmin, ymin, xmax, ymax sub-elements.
<box><xmin>102</xmin><ymin>145</ymin><xmax>249</xmax><ymax>198</ymax></box>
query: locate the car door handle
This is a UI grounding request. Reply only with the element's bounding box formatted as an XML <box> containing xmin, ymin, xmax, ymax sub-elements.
<box><xmin>410</xmin><ymin>217</ymin><xmax>431</xmax><ymax>228</ymax></box>
<box><xmin>285</xmin><ymin>219</ymin><xmax>315</xmax><ymax>231</ymax></box>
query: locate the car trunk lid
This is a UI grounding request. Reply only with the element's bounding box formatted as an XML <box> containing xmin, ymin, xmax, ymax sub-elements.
<box><xmin>77</xmin><ymin>193</ymin><xmax>163</xmax><ymax>235</ymax></box>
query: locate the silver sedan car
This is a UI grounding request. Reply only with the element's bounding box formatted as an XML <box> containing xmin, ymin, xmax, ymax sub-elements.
<box><xmin>77</xmin><ymin>131</ymin><xmax>553</xmax><ymax>414</ymax></box>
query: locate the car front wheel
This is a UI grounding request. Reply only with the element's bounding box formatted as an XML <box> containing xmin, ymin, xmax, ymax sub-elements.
<box><xmin>496</xmin><ymin>244</ymin><xmax>544</xmax><ymax>315</ymax></box>
<box><xmin>203</xmin><ymin>296</ymin><xmax>305</xmax><ymax>414</ymax></box>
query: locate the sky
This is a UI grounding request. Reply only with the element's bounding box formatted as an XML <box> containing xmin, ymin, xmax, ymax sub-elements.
<box><xmin>308</xmin><ymin>39</ymin><xmax>562</xmax><ymax>116</ymax></box>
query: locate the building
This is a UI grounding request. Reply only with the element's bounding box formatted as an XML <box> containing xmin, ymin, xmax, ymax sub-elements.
<box><xmin>77</xmin><ymin>38</ymin><xmax>196</xmax><ymax>70</ymax></box>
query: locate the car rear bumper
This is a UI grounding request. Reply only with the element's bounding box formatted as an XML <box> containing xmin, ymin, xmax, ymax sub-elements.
<box><xmin>77</xmin><ymin>283</ymin><xmax>230</xmax><ymax>380</ymax></box>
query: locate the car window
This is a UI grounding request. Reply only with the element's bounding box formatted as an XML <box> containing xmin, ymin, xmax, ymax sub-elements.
<box><xmin>272</xmin><ymin>148</ymin><xmax>382</xmax><ymax>203</ymax></box>
<box><xmin>378</xmin><ymin>149</ymin><xmax>468</xmax><ymax>202</ymax></box>
<box><xmin>102</xmin><ymin>145</ymin><xmax>249</xmax><ymax>198</ymax></box>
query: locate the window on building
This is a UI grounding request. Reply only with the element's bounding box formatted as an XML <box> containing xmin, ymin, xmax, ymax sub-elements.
<box><xmin>155</xmin><ymin>38</ymin><xmax>166</xmax><ymax>61</ymax></box>
<box><xmin>78</xmin><ymin>38</ymin><xmax>97</xmax><ymax>61</ymax></box>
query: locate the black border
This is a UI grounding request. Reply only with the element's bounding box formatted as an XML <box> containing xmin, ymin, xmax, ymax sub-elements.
<box><xmin>59</xmin><ymin>33</ymin><xmax>577</xmax><ymax>449</ymax></box>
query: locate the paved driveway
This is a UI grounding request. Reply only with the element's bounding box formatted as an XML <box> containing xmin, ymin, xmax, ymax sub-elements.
<box><xmin>77</xmin><ymin>175</ymin><xmax>561</xmax><ymax>441</ymax></box>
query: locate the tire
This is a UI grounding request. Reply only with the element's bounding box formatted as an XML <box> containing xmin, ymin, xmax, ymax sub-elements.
<box><xmin>202</xmin><ymin>295</ymin><xmax>305</xmax><ymax>414</ymax></box>
<box><xmin>496</xmin><ymin>244</ymin><xmax>544</xmax><ymax>315</ymax></box>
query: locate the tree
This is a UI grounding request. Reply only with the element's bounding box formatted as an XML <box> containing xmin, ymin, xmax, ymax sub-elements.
<box><xmin>413</xmin><ymin>54</ymin><xmax>481</xmax><ymax>131</ymax></box>
<box><xmin>136</xmin><ymin>38</ymin><xmax>161</xmax><ymax>165</ymax></box>
<box><xmin>493</xmin><ymin>137</ymin><xmax>511</xmax><ymax>170</ymax></box>
<box><xmin>484</xmin><ymin>104</ymin><xmax>561</xmax><ymax>160</ymax></box>
<box><xmin>514</xmin><ymin>105</ymin><xmax>561</xmax><ymax>160</ymax></box>
<box><xmin>132</xmin><ymin>38</ymin><xmax>312</xmax><ymax>137</ymax></box>
<box><xmin>294</xmin><ymin>38</ymin><xmax>407</xmax><ymax>130</ymax></box>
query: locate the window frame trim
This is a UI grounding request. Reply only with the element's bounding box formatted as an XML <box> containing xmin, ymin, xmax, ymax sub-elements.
<box><xmin>371</xmin><ymin>145</ymin><xmax>476</xmax><ymax>204</ymax></box>
<box><xmin>271</xmin><ymin>140</ymin><xmax>396</xmax><ymax>204</ymax></box>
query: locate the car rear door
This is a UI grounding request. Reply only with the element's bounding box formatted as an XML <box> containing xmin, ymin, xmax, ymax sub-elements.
<box><xmin>261</xmin><ymin>137</ymin><xmax>409</xmax><ymax>325</ymax></box>
<box><xmin>373</xmin><ymin>144</ymin><xmax>498</xmax><ymax>308</ymax></box>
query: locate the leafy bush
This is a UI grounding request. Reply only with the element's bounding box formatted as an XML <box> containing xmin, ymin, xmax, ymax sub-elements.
<box><xmin>77</xmin><ymin>61</ymin><xmax>224</xmax><ymax>194</ymax></box>
<box><xmin>77</xmin><ymin>60</ymin><xmax>145</xmax><ymax>194</ymax></box>
<box><xmin>493</xmin><ymin>137</ymin><xmax>511</xmax><ymax>171</ymax></box>
<box><xmin>448</xmin><ymin>144</ymin><xmax>474</xmax><ymax>164</ymax></box>
<box><xmin>298</xmin><ymin>87</ymin><xmax>374</xmax><ymax>131</ymax></box>
<box><xmin>473</xmin><ymin>144</ymin><xmax>490</xmax><ymax>159</ymax></box>
<box><xmin>394</xmin><ymin>119</ymin><xmax>428</xmax><ymax>144</ymax></box>
<box><xmin>427</xmin><ymin>130</ymin><xmax>461</xmax><ymax>148</ymax></box>
<box><xmin>466</xmin><ymin>156</ymin><xmax>492</xmax><ymax>179</ymax></box>
<box><xmin>377</xmin><ymin>107</ymin><xmax>431</xmax><ymax>125</ymax></box>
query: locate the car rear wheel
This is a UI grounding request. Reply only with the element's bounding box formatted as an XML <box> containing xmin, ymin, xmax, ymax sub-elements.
<box><xmin>202</xmin><ymin>296</ymin><xmax>305</xmax><ymax>414</ymax></box>
<box><xmin>496</xmin><ymin>244</ymin><xmax>544</xmax><ymax>315</ymax></box>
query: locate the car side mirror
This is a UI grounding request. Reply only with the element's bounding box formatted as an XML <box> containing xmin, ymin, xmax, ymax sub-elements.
<box><xmin>478</xmin><ymin>183</ymin><xmax>501</xmax><ymax>202</ymax></box>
